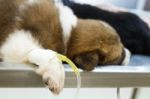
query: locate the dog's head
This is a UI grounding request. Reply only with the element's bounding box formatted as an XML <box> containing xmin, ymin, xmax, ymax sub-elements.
<box><xmin>67</xmin><ymin>19</ymin><xmax>131</xmax><ymax>71</ymax></box>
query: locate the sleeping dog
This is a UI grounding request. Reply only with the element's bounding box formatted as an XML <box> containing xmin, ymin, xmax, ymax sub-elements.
<box><xmin>0</xmin><ymin>0</ymin><xmax>130</xmax><ymax>94</ymax></box>
<box><xmin>62</xmin><ymin>0</ymin><xmax>150</xmax><ymax>55</ymax></box>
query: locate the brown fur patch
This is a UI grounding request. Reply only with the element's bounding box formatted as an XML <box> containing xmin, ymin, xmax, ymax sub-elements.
<box><xmin>0</xmin><ymin>0</ymin><xmax>19</xmax><ymax>46</ymax></box>
<box><xmin>67</xmin><ymin>19</ymin><xmax>124</xmax><ymax>70</ymax></box>
<box><xmin>0</xmin><ymin>0</ymin><xmax>65</xmax><ymax>53</ymax></box>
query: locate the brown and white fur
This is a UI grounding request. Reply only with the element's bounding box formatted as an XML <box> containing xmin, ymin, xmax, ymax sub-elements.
<box><xmin>0</xmin><ymin>0</ymin><xmax>130</xmax><ymax>94</ymax></box>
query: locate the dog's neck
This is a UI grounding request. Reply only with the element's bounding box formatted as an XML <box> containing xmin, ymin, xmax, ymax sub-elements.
<box><xmin>55</xmin><ymin>2</ymin><xmax>78</xmax><ymax>52</ymax></box>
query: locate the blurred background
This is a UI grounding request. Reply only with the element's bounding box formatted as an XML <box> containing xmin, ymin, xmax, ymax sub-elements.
<box><xmin>73</xmin><ymin>0</ymin><xmax>150</xmax><ymax>27</ymax></box>
<box><xmin>74</xmin><ymin>0</ymin><xmax>150</xmax><ymax>11</ymax></box>
<box><xmin>0</xmin><ymin>0</ymin><xmax>150</xmax><ymax>99</ymax></box>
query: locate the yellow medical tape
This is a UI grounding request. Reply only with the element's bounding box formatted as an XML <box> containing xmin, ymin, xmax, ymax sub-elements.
<box><xmin>57</xmin><ymin>53</ymin><xmax>80</xmax><ymax>76</ymax></box>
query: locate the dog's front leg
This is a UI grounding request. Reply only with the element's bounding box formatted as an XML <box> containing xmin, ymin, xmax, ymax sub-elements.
<box><xmin>27</xmin><ymin>49</ymin><xmax>65</xmax><ymax>94</ymax></box>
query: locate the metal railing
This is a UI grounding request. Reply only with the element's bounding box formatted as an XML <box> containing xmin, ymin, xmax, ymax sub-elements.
<box><xmin>0</xmin><ymin>62</ymin><xmax>150</xmax><ymax>88</ymax></box>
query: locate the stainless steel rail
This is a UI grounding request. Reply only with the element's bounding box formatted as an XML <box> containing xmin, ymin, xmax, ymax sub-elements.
<box><xmin>0</xmin><ymin>62</ymin><xmax>150</xmax><ymax>88</ymax></box>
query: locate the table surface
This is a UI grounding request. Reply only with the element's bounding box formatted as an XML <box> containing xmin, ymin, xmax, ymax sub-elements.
<box><xmin>0</xmin><ymin>54</ymin><xmax>150</xmax><ymax>88</ymax></box>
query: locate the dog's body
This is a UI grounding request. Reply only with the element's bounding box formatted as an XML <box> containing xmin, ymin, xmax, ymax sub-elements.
<box><xmin>62</xmin><ymin>0</ymin><xmax>150</xmax><ymax>55</ymax></box>
<box><xmin>0</xmin><ymin>0</ymin><xmax>130</xmax><ymax>94</ymax></box>
<box><xmin>0</xmin><ymin>0</ymin><xmax>66</xmax><ymax>94</ymax></box>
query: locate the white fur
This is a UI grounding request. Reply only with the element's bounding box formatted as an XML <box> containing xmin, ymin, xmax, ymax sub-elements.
<box><xmin>55</xmin><ymin>3</ymin><xmax>78</xmax><ymax>45</ymax></box>
<box><xmin>0</xmin><ymin>30</ymin><xmax>41</xmax><ymax>63</ymax></box>
<box><xmin>122</xmin><ymin>48</ymin><xmax>131</xmax><ymax>65</ymax></box>
<box><xmin>28</xmin><ymin>49</ymin><xmax>65</xmax><ymax>94</ymax></box>
<box><xmin>0</xmin><ymin>30</ymin><xmax>65</xmax><ymax>94</ymax></box>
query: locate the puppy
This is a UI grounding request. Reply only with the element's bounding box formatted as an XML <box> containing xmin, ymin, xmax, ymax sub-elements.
<box><xmin>0</xmin><ymin>0</ymin><xmax>130</xmax><ymax>94</ymax></box>
<box><xmin>62</xmin><ymin>0</ymin><xmax>150</xmax><ymax>55</ymax></box>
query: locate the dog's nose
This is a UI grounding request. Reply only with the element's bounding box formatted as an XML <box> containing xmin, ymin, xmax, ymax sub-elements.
<box><xmin>121</xmin><ymin>48</ymin><xmax>131</xmax><ymax>65</ymax></box>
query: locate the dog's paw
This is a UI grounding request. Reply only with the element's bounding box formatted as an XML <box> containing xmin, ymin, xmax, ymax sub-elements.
<box><xmin>36</xmin><ymin>54</ymin><xmax>65</xmax><ymax>94</ymax></box>
<box><xmin>73</xmin><ymin>51</ymin><xmax>99</xmax><ymax>71</ymax></box>
<box><xmin>28</xmin><ymin>49</ymin><xmax>65</xmax><ymax>94</ymax></box>
<box><xmin>43</xmin><ymin>72</ymin><xmax>64</xmax><ymax>94</ymax></box>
